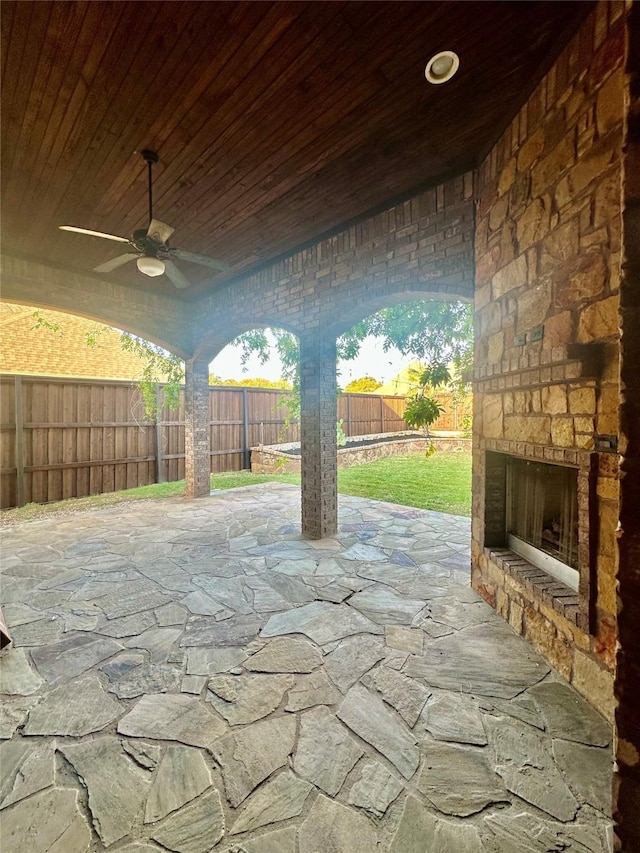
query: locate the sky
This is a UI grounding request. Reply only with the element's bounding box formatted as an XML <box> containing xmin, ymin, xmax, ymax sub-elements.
<box><xmin>209</xmin><ymin>335</ymin><xmax>415</xmax><ymax>385</ymax></box>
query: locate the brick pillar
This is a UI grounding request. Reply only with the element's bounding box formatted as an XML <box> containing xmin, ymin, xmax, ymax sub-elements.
<box><xmin>615</xmin><ymin>5</ymin><xmax>640</xmax><ymax>848</ymax></box>
<box><xmin>300</xmin><ymin>331</ymin><xmax>337</xmax><ymax>538</ymax></box>
<box><xmin>184</xmin><ymin>358</ymin><xmax>210</xmax><ymax>498</ymax></box>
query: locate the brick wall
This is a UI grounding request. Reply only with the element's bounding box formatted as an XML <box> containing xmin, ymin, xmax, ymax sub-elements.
<box><xmin>472</xmin><ymin>2</ymin><xmax>624</xmax><ymax>721</ymax></box>
<box><xmin>192</xmin><ymin>176</ymin><xmax>475</xmax><ymax>361</ymax></box>
<box><xmin>0</xmin><ymin>303</ymin><xmax>151</xmax><ymax>380</ymax></box>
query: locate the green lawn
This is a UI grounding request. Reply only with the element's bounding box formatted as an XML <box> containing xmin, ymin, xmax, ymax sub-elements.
<box><xmin>338</xmin><ymin>453</ymin><xmax>471</xmax><ymax>516</ymax></box>
<box><xmin>1</xmin><ymin>453</ymin><xmax>471</xmax><ymax>524</ymax></box>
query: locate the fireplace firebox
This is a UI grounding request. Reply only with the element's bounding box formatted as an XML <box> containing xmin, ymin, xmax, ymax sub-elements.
<box><xmin>483</xmin><ymin>448</ymin><xmax>593</xmax><ymax>630</ymax></box>
<box><xmin>506</xmin><ymin>458</ymin><xmax>579</xmax><ymax>590</ymax></box>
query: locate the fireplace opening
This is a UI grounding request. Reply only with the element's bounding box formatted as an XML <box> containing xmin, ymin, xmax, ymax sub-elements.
<box><xmin>506</xmin><ymin>457</ymin><xmax>579</xmax><ymax>590</ymax></box>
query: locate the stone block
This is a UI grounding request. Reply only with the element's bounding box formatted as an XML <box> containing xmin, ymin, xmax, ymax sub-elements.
<box><xmin>488</xmin><ymin>197</ymin><xmax>508</xmax><ymax>232</ymax></box>
<box><xmin>555</xmin><ymin>139</ymin><xmax>618</xmax><ymax>209</ymax></box>
<box><xmin>476</xmin><ymin>282</ymin><xmax>491</xmax><ymax>309</ymax></box>
<box><xmin>492</xmin><ymin>255</ymin><xmax>528</xmax><ymax>298</ymax></box>
<box><xmin>500</xmin><ymin>220</ymin><xmax>517</xmax><ymax>266</ymax></box>
<box><xmin>523</xmin><ymin>606</ymin><xmax>573</xmax><ymax>681</ymax></box>
<box><xmin>594</xmin><ymin>169</ymin><xmax>621</xmax><ymax>230</ymax></box>
<box><xmin>498</xmin><ymin>157</ymin><xmax>516</xmax><ymax>197</ymax></box>
<box><xmin>516</xmin><ymin>280</ymin><xmax>552</xmax><ymax>333</ymax></box>
<box><xmin>504</xmin><ymin>415</ymin><xmax>550</xmax><ymax>444</ymax></box>
<box><xmin>517</xmin><ymin>128</ymin><xmax>545</xmax><ymax>173</ymax></box>
<box><xmin>475</xmin><ymin>216</ymin><xmax>489</xmax><ymax>254</ymax></box>
<box><xmin>554</xmin><ymin>254</ymin><xmax>606</xmax><ymax>310</ymax></box>
<box><xmin>476</xmin><ymin>246</ymin><xmax>502</xmax><ymax>282</ymax></box>
<box><xmin>543</xmin><ymin>311</ymin><xmax>574</xmax><ymax>349</ymax></box>
<box><xmin>595</xmin><ymin>385</ymin><xmax>620</xmax><ymax>435</ymax></box>
<box><xmin>568</xmin><ymin>386</ymin><xmax>596</xmax><ymax>414</ymax></box>
<box><xmin>531</xmin><ymin>136</ymin><xmax>575</xmax><ymax>198</ymax></box>
<box><xmin>503</xmin><ymin>392</ymin><xmax>514</xmax><ymax>415</ymax></box>
<box><xmin>513</xmin><ymin>391</ymin><xmax>529</xmax><ymax>415</ymax></box>
<box><xmin>577</xmin><ymin>295</ymin><xmax>620</xmax><ymax>342</ymax></box>
<box><xmin>596</xmin><ymin>476</ymin><xmax>619</xmax><ymax>501</ymax></box>
<box><xmin>550</xmin><ymin>417</ymin><xmax>575</xmax><ymax>447</ymax></box>
<box><xmin>575</xmin><ymin>433</ymin><xmax>595</xmax><ymax>450</ymax></box>
<box><xmin>572</xmin><ymin>650</ymin><xmax>615</xmax><ymax>723</ymax></box>
<box><xmin>482</xmin><ymin>395</ymin><xmax>503</xmax><ymax>439</ymax></box>
<box><xmin>508</xmin><ymin>600</ymin><xmax>524</xmax><ymax>633</ymax></box>
<box><xmin>487</xmin><ymin>332</ymin><xmax>504</xmax><ymax>364</ymax></box>
<box><xmin>496</xmin><ymin>588</ymin><xmax>510</xmax><ymax>619</ymax></box>
<box><xmin>541</xmin><ymin>385</ymin><xmax>568</xmax><ymax>414</ymax></box>
<box><xmin>516</xmin><ymin>197</ymin><xmax>550</xmax><ymax>252</ymax></box>
<box><xmin>596</xmin><ymin>67</ymin><xmax>624</xmax><ymax>137</ymax></box>
<box><xmin>477</xmin><ymin>301</ymin><xmax>503</xmax><ymax>337</ymax></box>
<box><xmin>540</xmin><ymin>219</ymin><xmax>580</xmax><ymax>276</ymax></box>
<box><xmin>509</xmin><ymin>171</ymin><xmax>531</xmax><ymax>214</ymax></box>
<box><xmin>573</xmin><ymin>416</ymin><xmax>594</xmax><ymax>433</ymax></box>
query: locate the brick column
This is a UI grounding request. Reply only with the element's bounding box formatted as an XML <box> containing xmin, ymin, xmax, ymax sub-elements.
<box><xmin>300</xmin><ymin>331</ymin><xmax>337</xmax><ymax>538</ymax></box>
<box><xmin>184</xmin><ymin>358</ymin><xmax>210</xmax><ymax>498</ymax></box>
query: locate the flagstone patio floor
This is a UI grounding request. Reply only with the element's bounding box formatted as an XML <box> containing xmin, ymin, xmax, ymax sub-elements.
<box><xmin>0</xmin><ymin>484</ymin><xmax>613</xmax><ymax>852</ymax></box>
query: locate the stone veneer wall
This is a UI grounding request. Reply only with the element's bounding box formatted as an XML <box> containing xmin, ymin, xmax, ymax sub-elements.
<box><xmin>471</xmin><ymin>2</ymin><xmax>624</xmax><ymax>721</ymax></box>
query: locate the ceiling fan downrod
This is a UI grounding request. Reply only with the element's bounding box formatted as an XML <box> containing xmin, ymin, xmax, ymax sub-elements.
<box><xmin>141</xmin><ymin>149</ymin><xmax>159</xmax><ymax>226</ymax></box>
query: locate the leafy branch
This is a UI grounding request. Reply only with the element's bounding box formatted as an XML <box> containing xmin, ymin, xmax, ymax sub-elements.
<box><xmin>119</xmin><ymin>333</ymin><xmax>184</xmax><ymax>419</ymax></box>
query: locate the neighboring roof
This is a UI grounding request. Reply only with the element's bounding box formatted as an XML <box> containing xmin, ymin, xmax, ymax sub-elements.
<box><xmin>0</xmin><ymin>303</ymin><xmax>150</xmax><ymax>381</ymax></box>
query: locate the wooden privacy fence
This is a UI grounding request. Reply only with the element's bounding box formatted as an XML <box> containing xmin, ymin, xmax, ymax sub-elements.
<box><xmin>0</xmin><ymin>375</ymin><xmax>470</xmax><ymax>509</ymax></box>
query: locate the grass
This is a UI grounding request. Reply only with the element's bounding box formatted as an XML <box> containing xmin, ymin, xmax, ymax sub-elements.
<box><xmin>1</xmin><ymin>452</ymin><xmax>471</xmax><ymax>525</ymax></box>
<box><xmin>338</xmin><ymin>452</ymin><xmax>471</xmax><ymax>516</ymax></box>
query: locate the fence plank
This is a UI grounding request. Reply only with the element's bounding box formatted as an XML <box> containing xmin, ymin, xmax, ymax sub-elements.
<box><xmin>0</xmin><ymin>374</ymin><xmax>470</xmax><ymax>509</ymax></box>
<box><xmin>14</xmin><ymin>376</ymin><xmax>25</xmax><ymax>507</ymax></box>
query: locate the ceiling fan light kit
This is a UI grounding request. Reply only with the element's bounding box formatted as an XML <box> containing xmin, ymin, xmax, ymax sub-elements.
<box><xmin>136</xmin><ymin>256</ymin><xmax>165</xmax><ymax>277</ymax></box>
<box><xmin>58</xmin><ymin>149</ymin><xmax>229</xmax><ymax>288</ymax></box>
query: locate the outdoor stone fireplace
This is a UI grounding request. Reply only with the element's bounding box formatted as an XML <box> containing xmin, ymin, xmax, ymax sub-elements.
<box><xmin>483</xmin><ymin>446</ymin><xmax>592</xmax><ymax>631</ymax></box>
<box><xmin>471</xmin><ymin>7</ymin><xmax>623</xmax><ymax>723</ymax></box>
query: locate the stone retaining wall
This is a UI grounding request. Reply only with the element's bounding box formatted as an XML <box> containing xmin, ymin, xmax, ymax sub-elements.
<box><xmin>251</xmin><ymin>434</ymin><xmax>471</xmax><ymax>474</ymax></box>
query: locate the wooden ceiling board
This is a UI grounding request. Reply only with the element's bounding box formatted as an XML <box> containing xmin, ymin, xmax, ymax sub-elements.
<box><xmin>43</xmin><ymin>3</ymin><xmax>308</xmax><ymax>252</ymax></box>
<box><xmin>143</xmin><ymin>5</ymin><xmax>353</xmax><ymax>227</ymax></box>
<box><xmin>1</xmin><ymin>0</ymin><xmax>593</xmax><ymax>302</ymax></box>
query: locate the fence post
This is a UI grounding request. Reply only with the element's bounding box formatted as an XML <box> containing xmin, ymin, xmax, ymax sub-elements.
<box><xmin>242</xmin><ymin>387</ymin><xmax>250</xmax><ymax>469</ymax></box>
<box><xmin>155</xmin><ymin>384</ymin><xmax>164</xmax><ymax>484</ymax></box>
<box><xmin>380</xmin><ymin>396</ymin><xmax>384</xmax><ymax>433</ymax></box>
<box><xmin>14</xmin><ymin>375</ymin><xmax>25</xmax><ymax>507</ymax></box>
<box><xmin>346</xmin><ymin>394</ymin><xmax>352</xmax><ymax>437</ymax></box>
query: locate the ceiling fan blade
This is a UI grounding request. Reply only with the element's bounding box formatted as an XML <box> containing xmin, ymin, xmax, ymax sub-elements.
<box><xmin>169</xmin><ymin>247</ymin><xmax>229</xmax><ymax>273</ymax></box>
<box><xmin>164</xmin><ymin>260</ymin><xmax>192</xmax><ymax>289</ymax></box>
<box><xmin>94</xmin><ymin>253</ymin><xmax>140</xmax><ymax>273</ymax></box>
<box><xmin>60</xmin><ymin>225</ymin><xmax>129</xmax><ymax>243</ymax></box>
<box><xmin>147</xmin><ymin>219</ymin><xmax>174</xmax><ymax>244</ymax></box>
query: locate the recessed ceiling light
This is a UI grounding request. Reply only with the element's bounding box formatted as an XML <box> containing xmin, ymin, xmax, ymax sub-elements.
<box><xmin>425</xmin><ymin>51</ymin><xmax>459</xmax><ymax>84</ymax></box>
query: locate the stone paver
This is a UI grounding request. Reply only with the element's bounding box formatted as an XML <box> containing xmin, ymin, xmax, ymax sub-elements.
<box><xmin>0</xmin><ymin>484</ymin><xmax>613</xmax><ymax>851</ymax></box>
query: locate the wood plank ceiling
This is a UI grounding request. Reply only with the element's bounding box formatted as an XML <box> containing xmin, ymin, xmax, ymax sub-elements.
<box><xmin>1</xmin><ymin>1</ymin><xmax>592</xmax><ymax>300</ymax></box>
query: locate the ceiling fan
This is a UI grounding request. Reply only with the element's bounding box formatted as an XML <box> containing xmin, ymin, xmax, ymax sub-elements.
<box><xmin>59</xmin><ymin>149</ymin><xmax>229</xmax><ymax>289</ymax></box>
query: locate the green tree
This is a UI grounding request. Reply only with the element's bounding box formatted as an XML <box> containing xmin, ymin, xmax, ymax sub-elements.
<box><xmin>344</xmin><ymin>301</ymin><xmax>473</xmax><ymax>391</ymax></box>
<box><xmin>231</xmin><ymin>301</ymin><xmax>472</xmax><ymax>389</ymax></box>
<box><xmin>228</xmin><ymin>301</ymin><xmax>472</xmax><ymax>430</ymax></box>
<box><xmin>209</xmin><ymin>375</ymin><xmax>292</xmax><ymax>389</ymax></box>
<box><xmin>402</xmin><ymin>362</ymin><xmax>452</xmax><ymax>435</ymax></box>
<box><xmin>344</xmin><ymin>376</ymin><xmax>382</xmax><ymax>393</ymax></box>
<box><xmin>119</xmin><ymin>333</ymin><xmax>184</xmax><ymax>417</ymax></box>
